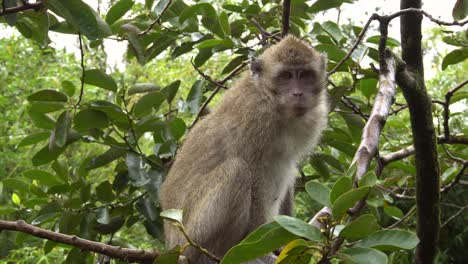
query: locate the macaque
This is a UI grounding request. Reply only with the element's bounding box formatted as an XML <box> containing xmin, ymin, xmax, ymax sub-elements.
<box><xmin>159</xmin><ymin>35</ymin><xmax>328</xmax><ymax>263</ymax></box>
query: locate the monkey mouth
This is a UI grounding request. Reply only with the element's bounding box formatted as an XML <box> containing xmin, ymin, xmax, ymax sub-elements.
<box><xmin>291</xmin><ymin>106</ymin><xmax>308</xmax><ymax>116</ymax></box>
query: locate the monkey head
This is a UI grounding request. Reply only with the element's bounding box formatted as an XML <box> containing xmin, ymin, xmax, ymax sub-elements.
<box><xmin>250</xmin><ymin>35</ymin><xmax>327</xmax><ymax>117</ymax></box>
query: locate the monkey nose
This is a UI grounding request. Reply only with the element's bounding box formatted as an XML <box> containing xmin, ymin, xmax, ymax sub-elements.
<box><xmin>293</xmin><ymin>92</ymin><xmax>303</xmax><ymax>97</ymax></box>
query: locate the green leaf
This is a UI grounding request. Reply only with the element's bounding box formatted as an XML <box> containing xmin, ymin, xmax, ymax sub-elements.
<box><xmin>330</xmin><ymin>176</ymin><xmax>353</xmax><ymax>204</ymax></box>
<box><xmin>162</xmin><ymin>80</ymin><xmax>181</xmax><ymax>104</ymax></box>
<box><xmin>332</xmin><ymin>186</ymin><xmax>370</xmax><ymax>217</ymax></box>
<box><xmin>186</xmin><ymin>80</ymin><xmax>204</xmax><ymax>114</ymax></box>
<box><xmin>156</xmin><ymin>246</ymin><xmax>181</xmax><ymax>264</ymax></box>
<box><xmin>146</xmin><ymin>0</ymin><xmax>155</xmax><ymax>9</ymax></box>
<box><xmin>154</xmin><ymin>0</ymin><xmax>171</xmax><ymax>16</ymax></box>
<box><xmin>222</xmin><ymin>55</ymin><xmax>246</xmax><ymax>75</ymax></box>
<box><xmin>194</xmin><ymin>48</ymin><xmax>213</xmax><ymax>67</ymax></box>
<box><xmin>2</xmin><ymin>179</ymin><xmax>30</xmax><ymax>193</ymax></box>
<box><xmin>366</xmin><ymin>35</ymin><xmax>400</xmax><ymax>47</ymax></box>
<box><xmin>74</xmin><ymin>109</ymin><xmax>109</xmax><ymax>132</ymax></box>
<box><xmin>305</xmin><ymin>181</ymin><xmax>331</xmax><ymax>207</ymax></box>
<box><xmin>322</xmin><ymin>21</ymin><xmax>343</xmax><ymax>42</ymax></box>
<box><xmin>4</xmin><ymin>0</ymin><xmax>17</xmax><ymax>26</ymax></box>
<box><xmin>126</xmin><ymin>31</ymin><xmax>146</xmax><ymax>65</ymax></box>
<box><xmin>95</xmin><ymin>216</ymin><xmax>125</xmax><ymax>234</ymax></box>
<box><xmin>61</xmin><ymin>80</ymin><xmax>76</xmax><ymax>97</ymax></box>
<box><xmin>442</xmin><ymin>48</ymin><xmax>468</xmax><ymax>70</ymax></box>
<box><xmin>315</xmin><ymin>44</ymin><xmax>348</xmax><ymax>62</ymax></box>
<box><xmin>90</xmin><ymin>101</ymin><xmax>129</xmax><ymax>129</ymax></box>
<box><xmin>220</xmin><ymin>222</ymin><xmax>298</xmax><ymax>264</ymax></box>
<box><xmin>54</xmin><ymin>111</ymin><xmax>71</xmax><ymax>147</ymax></box>
<box><xmin>126</xmin><ymin>152</ymin><xmax>150</xmax><ymax>186</ymax></box>
<box><xmin>383</xmin><ymin>206</ymin><xmax>404</xmax><ymax>219</ymax></box>
<box><xmin>168</xmin><ymin>118</ymin><xmax>186</xmax><ymax>140</ymax></box>
<box><xmin>32</xmin><ymin>132</ymin><xmax>81</xmax><ymax>166</ymax></box>
<box><xmin>137</xmin><ymin>197</ymin><xmax>160</xmax><ymax>222</ymax></box>
<box><xmin>28</xmin><ymin>89</ymin><xmax>68</xmax><ymax>102</ymax></box>
<box><xmin>105</xmin><ymin>0</ymin><xmax>134</xmax><ymax>25</ymax></box>
<box><xmin>133</xmin><ymin>92</ymin><xmax>165</xmax><ymax>118</ymax></box>
<box><xmin>219</xmin><ymin>11</ymin><xmax>231</xmax><ymax>36</ymax></box>
<box><xmin>96</xmin><ymin>181</ymin><xmax>115</xmax><ymax>203</ymax></box>
<box><xmin>23</xmin><ymin>170</ymin><xmax>63</xmax><ymax>186</ymax></box>
<box><xmin>356</xmin><ymin>229</ymin><xmax>419</xmax><ymax>251</ymax></box>
<box><xmin>160</xmin><ymin>209</ymin><xmax>183</xmax><ymax>223</ymax></box>
<box><xmin>179</xmin><ymin>3</ymin><xmax>224</xmax><ymax>38</ymax></box>
<box><xmin>309</xmin><ymin>0</ymin><xmax>343</xmax><ymax>13</ymax></box>
<box><xmin>339</xmin><ymin>247</ymin><xmax>388</xmax><ymax>264</ymax></box>
<box><xmin>309</xmin><ymin>156</ymin><xmax>330</xmax><ymax>178</ymax></box>
<box><xmin>274</xmin><ymin>215</ymin><xmax>321</xmax><ymax>241</ymax></box>
<box><xmin>339</xmin><ymin>214</ymin><xmax>380</xmax><ymax>239</ymax></box>
<box><xmin>84</xmin><ymin>69</ymin><xmax>118</xmax><ymax>92</ymax></box>
<box><xmin>360</xmin><ymin>78</ymin><xmax>378</xmax><ymax>98</ymax></box>
<box><xmin>45</xmin><ymin>0</ymin><xmax>111</xmax><ymax>40</ymax></box>
<box><xmin>441</xmin><ymin>166</ymin><xmax>459</xmax><ymax>183</ymax></box>
<box><xmin>359</xmin><ymin>171</ymin><xmax>377</xmax><ymax>187</ymax></box>
<box><xmin>195</xmin><ymin>38</ymin><xmax>226</xmax><ymax>49</ymax></box>
<box><xmin>222</xmin><ymin>4</ymin><xmax>244</xmax><ymax>13</ymax></box>
<box><xmin>30</xmin><ymin>102</ymin><xmax>65</xmax><ymax>113</ymax></box>
<box><xmin>12</xmin><ymin>193</ymin><xmax>21</xmax><ymax>205</ymax></box>
<box><xmin>18</xmin><ymin>132</ymin><xmax>50</xmax><ymax>148</ymax></box>
<box><xmin>128</xmin><ymin>83</ymin><xmax>160</xmax><ymax>95</ymax></box>
<box><xmin>87</xmin><ymin>148</ymin><xmax>127</xmax><ymax>170</ymax></box>
<box><xmin>452</xmin><ymin>0</ymin><xmax>468</xmax><ymax>20</ymax></box>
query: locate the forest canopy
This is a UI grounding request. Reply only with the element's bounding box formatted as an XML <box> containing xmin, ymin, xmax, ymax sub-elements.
<box><xmin>0</xmin><ymin>0</ymin><xmax>467</xmax><ymax>263</ymax></box>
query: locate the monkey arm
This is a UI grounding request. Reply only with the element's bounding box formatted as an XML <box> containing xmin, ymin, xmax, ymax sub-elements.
<box><xmin>166</xmin><ymin>158</ymin><xmax>253</xmax><ymax>263</ymax></box>
<box><xmin>278</xmin><ymin>187</ymin><xmax>294</xmax><ymax>216</ymax></box>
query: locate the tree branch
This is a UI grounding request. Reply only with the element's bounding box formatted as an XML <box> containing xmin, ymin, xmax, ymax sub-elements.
<box><xmin>281</xmin><ymin>0</ymin><xmax>291</xmax><ymax>37</ymax></box>
<box><xmin>0</xmin><ymin>1</ymin><xmax>43</xmax><ymax>15</ymax></box>
<box><xmin>0</xmin><ymin>220</ymin><xmax>158</xmax><ymax>263</ymax></box>
<box><xmin>397</xmin><ymin>1</ymin><xmax>440</xmax><ymax>262</ymax></box>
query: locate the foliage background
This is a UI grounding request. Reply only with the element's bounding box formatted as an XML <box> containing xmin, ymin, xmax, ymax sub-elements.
<box><xmin>0</xmin><ymin>0</ymin><xmax>466</xmax><ymax>263</ymax></box>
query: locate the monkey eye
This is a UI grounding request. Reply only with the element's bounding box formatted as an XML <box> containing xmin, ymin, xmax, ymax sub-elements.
<box><xmin>278</xmin><ymin>71</ymin><xmax>293</xmax><ymax>80</ymax></box>
<box><xmin>299</xmin><ymin>70</ymin><xmax>315</xmax><ymax>79</ymax></box>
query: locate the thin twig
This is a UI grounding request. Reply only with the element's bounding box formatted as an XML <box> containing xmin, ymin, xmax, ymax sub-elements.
<box><xmin>442</xmin><ymin>80</ymin><xmax>468</xmax><ymax>141</ymax></box>
<box><xmin>139</xmin><ymin>0</ymin><xmax>173</xmax><ymax>35</ymax></box>
<box><xmin>328</xmin><ymin>14</ymin><xmax>379</xmax><ymax>76</ymax></box>
<box><xmin>387</xmin><ymin>8</ymin><xmax>468</xmax><ymax>26</ymax></box>
<box><xmin>441</xmin><ymin>205</ymin><xmax>468</xmax><ymax>228</ymax></box>
<box><xmin>388</xmin><ymin>206</ymin><xmax>416</xmax><ymax>229</ymax></box>
<box><xmin>175</xmin><ymin>223</ymin><xmax>221</xmax><ymax>262</ymax></box>
<box><xmin>75</xmin><ymin>33</ymin><xmax>86</xmax><ymax>110</ymax></box>
<box><xmin>190</xmin><ymin>61</ymin><xmax>248</xmax><ymax>128</ymax></box>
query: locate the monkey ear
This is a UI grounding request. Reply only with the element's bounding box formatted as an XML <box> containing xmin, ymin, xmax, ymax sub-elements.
<box><xmin>250</xmin><ymin>57</ymin><xmax>263</xmax><ymax>76</ymax></box>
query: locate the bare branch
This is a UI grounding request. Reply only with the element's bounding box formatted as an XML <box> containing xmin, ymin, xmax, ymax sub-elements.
<box><xmin>0</xmin><ymin>1</ymin><xmax>43</xmax><ymax>15</ymax></box>
<box><xmin>441</xmin><ymin>205</ymin><xmax>468</xmax><ymax>228</ymax></box>
<box><xmin>281</xmin><ymin>0</ymin><xmax>291</xmax><ymax>37</ymax></box>
<box><xmin>387</xmin><ymin>7</ymin><xmax>468</xmax><ymax>26</ymax></box>
<box><xmin>397</xmin><ymin>1</ymin><xmax>440</xmax><ymax>262</ymax></box>
<box><xmin>0</xmin><ymin>220</ymin><xmax>158</xmax><ymax>263</ymax></box>
<box><xmin>388</xmin><ymin>206</ymin><xmax>416</xmax><ymax>228</ymax></box>
<box><xmin>328</xmin><ymin>14</ymin><xmax>379</xmax><ymax>76</ymax></box>
<box><xmin>442</xmin><ymin>79</ymin><xmax>468</xmax><ymax>141</ymax></box>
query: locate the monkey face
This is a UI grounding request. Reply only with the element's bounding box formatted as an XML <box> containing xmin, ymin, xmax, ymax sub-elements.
<box><xmin>267</xmin><ymin>65</ymin><xmax>324</xmax><ymax>117</ymax></box>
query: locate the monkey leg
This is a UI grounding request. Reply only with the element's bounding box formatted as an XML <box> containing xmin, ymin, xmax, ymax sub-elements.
<box><xmin>181</xmin><ymin>158</ymin><xmax>252</xmax><ymax>264</ymax></box>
